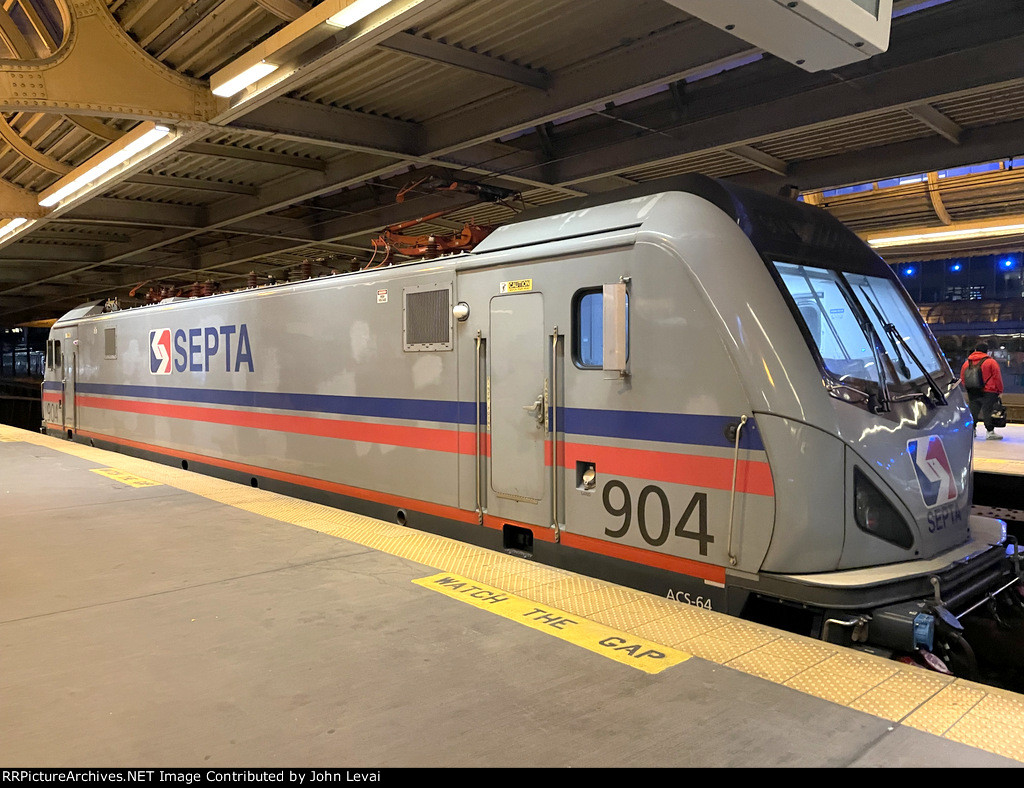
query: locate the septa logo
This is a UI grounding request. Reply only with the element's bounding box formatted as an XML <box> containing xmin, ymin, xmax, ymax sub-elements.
<box><xmin>150</xmin><ymin>328</ymin><xmax>172</xmax><ymax>374</ymax></box>
<box><xmin>907</xmin><ymin>435</ymin><xmax>959</xmax><ymax>508</ymax></box>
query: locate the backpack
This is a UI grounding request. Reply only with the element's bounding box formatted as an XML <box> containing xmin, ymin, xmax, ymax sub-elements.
<box><xmin>963</xmin><ymin>358</ymin><xmax>985</xmax><ymax>391</ymax></box>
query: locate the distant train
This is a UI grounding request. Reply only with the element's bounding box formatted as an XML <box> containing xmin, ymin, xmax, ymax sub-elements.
<box><xmin>41</xmin><ymin>175</ymin><xmax>1024</xmax><ymax>680</ymax></box>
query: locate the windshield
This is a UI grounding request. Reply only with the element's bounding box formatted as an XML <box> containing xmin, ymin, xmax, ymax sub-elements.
<box><xmin>845</xmin><ymin>273</ymin><xmax>946</xmax><ymax>383</ymax></box>
<box><xmin>773</xmin><ymin>261</ymin><xmax>947</xmax><ymax>390</ymax></box>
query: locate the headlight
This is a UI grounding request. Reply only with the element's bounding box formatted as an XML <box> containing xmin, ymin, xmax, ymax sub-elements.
<box><xmin>854</xmin><ymin>468</ymin><xmax>914</xmax><ymax>549</ymax></box>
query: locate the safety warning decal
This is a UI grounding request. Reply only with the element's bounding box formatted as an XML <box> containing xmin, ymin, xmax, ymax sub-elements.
<box><xmin>377</xmin><ymin>289</ymin><xmax>388</xmax><ymax>303</ymax></box>
<box><xmin>414</xmin><ymin>572</ymin><xmax>690</xmax><ymax>673</ymax></box>
<box><xmin>499</xmin><ymin>279</ymin><xmax>533</xmax><ymax>294</ymax></box>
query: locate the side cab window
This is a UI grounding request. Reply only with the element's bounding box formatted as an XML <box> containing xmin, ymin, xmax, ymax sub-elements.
<box><xmin>572</xmin><ymin>284</ymin><xmax>629</xmax><ymax>372</ymax></box>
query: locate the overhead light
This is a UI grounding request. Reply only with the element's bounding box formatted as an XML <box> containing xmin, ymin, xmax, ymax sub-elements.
<box><xmin>211</xmin><ymin>61</ymin><xmax>279</xmax><ymax>97</ymax></box>
<box><xmin>326</xmin><ymin>0</ymin><xmax>392</xmax><ymax>28</ymax></box>
<box><xmin>0</xmin><ymin>217</ymin><xmax>33</xmax><ymax>245</ymax></box>
<box><xmin>0</xmin><ymin>217</ymin><xmax>28</xmax><ymax>236</ymax></box>
<box><xmin>867</xmin><ymin>221</ymin><xmax>1024</xmax><ymax>249</ymax></box>
<box><xmin>38</xmin><ymin>122</ymin><xmax>173</xmax><ymax>209</ymax></box>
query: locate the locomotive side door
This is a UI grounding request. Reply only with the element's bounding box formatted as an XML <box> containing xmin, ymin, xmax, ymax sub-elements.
<box><xmin>488</xmin><ymin>290</ymin><xmax>550</xmax><ymax>522</ymax></box>
<box><xmin>61</xmin><ymin>327</ymin><xmax>77</xmax><ymax>434</ymax></box>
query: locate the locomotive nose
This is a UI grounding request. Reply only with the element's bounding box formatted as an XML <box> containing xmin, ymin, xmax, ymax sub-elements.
<box><xmin>756</xmin><ymin>403</ymin><xmax>974</xmax><ymax>574</ymax></box>
<box><xmin>837</xmin><ymin>415</ymin><xmax>974</xmax><ymax>569</ymax></box>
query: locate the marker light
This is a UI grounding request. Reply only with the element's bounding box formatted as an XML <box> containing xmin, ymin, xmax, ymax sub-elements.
<box><xmin>902</xmin><ymin>266</ymin><xmax>916</xmax><ymax>276</ymax></box>
<box><xmin>1001</xmin><ymin>259</ymin><xmax>1015</xmax><ymax>270</ymax></box>
<box><xmin>951</xmin><ymin>263</ymin><xmax>962</xmax><ymax>272</ymax></box>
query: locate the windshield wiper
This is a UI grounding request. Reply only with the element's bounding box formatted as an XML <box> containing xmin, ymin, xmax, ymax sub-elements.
<box><xmin>858</xmin><ymin>286</ymin><xmax>911</xmax><ymax>379</ymax></box>
<box><xmin>856</xmin><ymin>285</ymin><xmax>946</xmax><ymax>407</ymax></box>
<box><xmin>880</xmin><ymin>321</ymin><xmax>947</xmax><ymax>406</ymax></box>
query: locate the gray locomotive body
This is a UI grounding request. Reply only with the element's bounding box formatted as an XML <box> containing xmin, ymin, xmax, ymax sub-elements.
<box><xmin>41</xmin><ymin>176</ymin><xmax>1020</xmax><ymax>671</ymax></box>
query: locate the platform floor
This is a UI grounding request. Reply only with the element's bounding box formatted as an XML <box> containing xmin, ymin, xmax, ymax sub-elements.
<box><xmin>974</xmin><ymin>422</ymin><xmax>1024</xmax><ymax>475</ymax></box>
<box><xmin>971</xmin><ymin>423</ymin><xmax>1024</xmax><ymax>525</ymax></box>
<box><xmin>2</xmin><ymin>425</ymin><xmax>1023</xmax><ymax>767</ymax></box>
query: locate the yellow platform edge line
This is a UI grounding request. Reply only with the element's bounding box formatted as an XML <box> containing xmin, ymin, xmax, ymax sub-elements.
<box><xmin>90</xmin><ymin>467</ymin><xmax>163</xmax><ymax>487</ymax></box>
<box><xmin>414</xmin><ymin>572</ymin><xmax>690</xmax><ymax>674</ymax></box>
<box><xmin>6</xmin><ymin>423</ymin><xmax>1024</xmax><ymax>763</ymax></box>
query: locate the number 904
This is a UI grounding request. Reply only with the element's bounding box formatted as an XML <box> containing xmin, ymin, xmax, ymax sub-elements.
<box><xmin>602</xmin><ymin>479</ymin><xmax>713</xmax><ymax>555</ymax></box>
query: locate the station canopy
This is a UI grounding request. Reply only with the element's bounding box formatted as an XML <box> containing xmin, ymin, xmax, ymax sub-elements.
<box><xmin>0</xmin><ymin>0</ymin><xmax>1022</xmax><ymax>323</ymax></box>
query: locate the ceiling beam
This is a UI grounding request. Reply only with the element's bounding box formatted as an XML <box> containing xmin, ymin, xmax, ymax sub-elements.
<box><xmin>423</xmin><ymin>20</ymin><xmax>754</xmax><ymax>156</ymax></box>
<box><xmin>538</xmin><ymin>32</ymin><xmax>1024</xmax><ymax>187</ymax></box>
<box><xmin>227</xmin><ymin>97</ymin><xmax>424</xmax><ymax>156</ymax></box>
<box><xmin>378</xmin><ymin>32</ymin><xmax>551</xmax><ymax>90</ymax></box>
<box><xmin>0</xmin><ymin>116</ymin><xmax>71</xmax><ymax>175</ymax></box>
<box><xmin>725</xmin><ymin>145</ymin><xmax>788</xmax><ymax>176</ymax></box>
<box><xmin>0</xmin><ymin>243</ymin><xmax>103</xmax><ymax>263</ymax></box>
<box><xmin>62</xmin><ymin>198</ymin><xmax>206</xmax><ymax>229</ymax></box>
<box><xmin>0</xmin><ymin>0</ymin><xmax>218</xmax><ymax>122</ymax></box>
<box><xmin>904</xmin><ymin>103</ymin><xmax>963</xmax><ymax>145</ymax></box>
<box><xmin>181</xmin><ymin>141</ymin><xmax>328</xmax><ymax>171</ymax></box>
<box><xmin>731</xmin><ymin>116</ymin><xmax>1024</xmax><ymax>195</ymax></box>
<box><xmin>926</xmin><ymin>171</ymin><xmax>953</xmax><ymax>226</ymax></box>
<box><xmin>127</xmin><ymin>173</ymin><xmax>259</xmax><ymax>197</ymax></box>
<box><xmin>254</xmin><ymin>0</ymin><xmax>310</xmax><ymax>21</ymax></box>
<box><xmin>0</xmin><ymin>6</ymin><xmax>35</xmax><ymax>58</ymax></box>
<box><xmin>0</xmin><ymin>178</ymin><xmax>47</xmax><ymax>219</ymax></box>
<box><xmin>18</xmin><ymin>0</ymin><xmax>59</xmax><ymax>52</ymax></box>
<box><xmin>228</xmin><ymin>97</ymin><xmax>587</xmax><ymax>196</ymax></box>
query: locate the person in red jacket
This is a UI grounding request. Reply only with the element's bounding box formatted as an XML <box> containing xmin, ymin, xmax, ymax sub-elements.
<box><xmin>960</xmin><ymin>342</ymin><xmax>1005</xmax><ymax>440</ymax></box>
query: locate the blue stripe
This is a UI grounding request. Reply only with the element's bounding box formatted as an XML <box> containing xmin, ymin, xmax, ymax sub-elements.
<box><xmin>43</xmin><ymin>381</ymin><xmax>62</xmax><ymax>391</ymax></box>
<box><xmin>77</xmin><ymin>382</ymin><xmax>474</xmax><ymax>425</ymax></box>
<box><xmin>74</xmin><ymin>382</ymin><xmax>762</xmax><ymax>450</ymax></box>
<box><xmin>560</xmin><ymin>407</ymin><xmax>764</xmax><ymax>451</ymax></box>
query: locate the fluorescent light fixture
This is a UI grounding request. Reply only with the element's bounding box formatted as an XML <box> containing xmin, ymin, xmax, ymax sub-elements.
<box><xmin>326</xmin><ymin>0</ymin><xmax>392</xmax><ymax>27</ymax></box>
<box><xmin>39</xmin><ymin>123</ymin><xmax>172</xmax><ymax>209</ymax></box>
<box><xmin>0</xmin><ymin>217</ymin><xmax>33</xmax><ymax>244</ymax></box>
<box><xmin>867</xmin><ymin>222</ymin><xmax>1024</xmax><ymax>249</ymax></box>
<box><xmin>211</xmin><ymin>61</ymin><xmax>279</xmax><ymax>97</ymax></box>
<box><xmin>0</xmin><ymin>217</ymin><xmax>28</xmax><ymax>236</ymax></box>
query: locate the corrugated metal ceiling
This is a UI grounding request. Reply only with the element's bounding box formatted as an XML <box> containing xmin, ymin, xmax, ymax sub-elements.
<box><xmin>0</xmin><ymin>0</ymin><xmax>1022</xmax><ymax>321</ymax></box>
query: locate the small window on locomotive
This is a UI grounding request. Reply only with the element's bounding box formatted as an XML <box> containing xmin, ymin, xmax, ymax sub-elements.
<box><xmin>404</xmin><ymin>286</ymin><xmax>453</xmax><ymax>351</ymax></box>
<box><xmin>45</xmin><ymin>341</ymin><xmax>52</xmax><ymax>370</ymax></box>
<box><xmin>104</xmin><ymin>327</ymin><xmax>117</xmax><ymax>359</ymax></box>
<box><xmin>573</xmin><ymin>288</ymin><xmax>629</xmax><ymax>369</ymax></box>
<box><xmin>53</xmin><ymin>340</ymin><xmax>61</xmax><ymax>369</ymax></box>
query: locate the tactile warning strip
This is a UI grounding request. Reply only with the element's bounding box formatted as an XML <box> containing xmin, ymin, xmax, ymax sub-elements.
<box><xmin>8</xmin><ymin>424</ymin><xmax>1024</xmax><ymax>763</ymax></box>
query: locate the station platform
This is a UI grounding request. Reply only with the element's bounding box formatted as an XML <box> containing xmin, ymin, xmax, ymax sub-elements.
<box><xmin>972</xmin><ymin>423</ymin><xmax>1024</xmax><ymax>526</ymax></box>
<box><xmin>3</xmin><ymin>425</ymin><xmax>1024</xmax><ymax>768</ymax></box>
<box><xmin>973</xmin><ymin>422</ymin><xmax>1024</xmax><ymax>474</ymax></box>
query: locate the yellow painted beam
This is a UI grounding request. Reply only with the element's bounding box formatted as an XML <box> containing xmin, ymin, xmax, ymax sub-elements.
<box><xmin>0</xmin><ymin>0</ymin><xmax>220</xmax><ymax>122</ymax></box>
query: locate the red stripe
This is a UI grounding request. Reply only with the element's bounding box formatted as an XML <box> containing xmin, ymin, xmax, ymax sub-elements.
<box><xmin>79</xmin><ymin>395</ymin><xmax>469</xmax><ymax>455</ymax></box>
<box><xmin>561</xmin><ymin>531</ymin><xmax>727</xmax><ymax>584</ymax></box>
<box><xmin>80</xmin><ymin>396</ymin><xmax>771</xmax><ymax>494</ymax></box>
<box><xmin>554</xmin><ymin>441</ymin><xmax>774</xmax><ymax>497</ymax></box>
<box><xmin>42</xmin><ymin>392</ymin><xmax>62</xmax><ymax>403</ymax></box>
